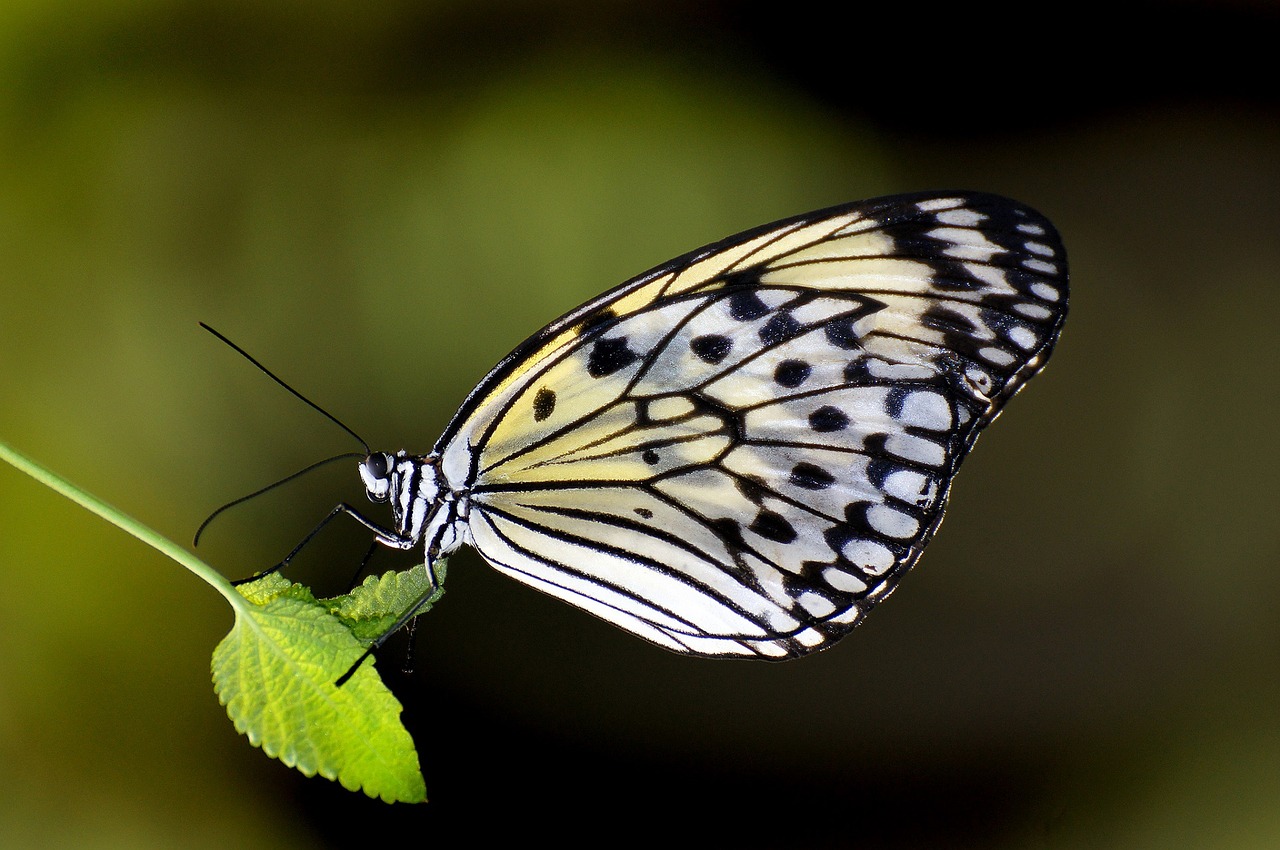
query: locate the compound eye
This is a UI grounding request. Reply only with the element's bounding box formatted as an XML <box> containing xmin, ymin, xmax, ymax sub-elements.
<box><xmin>360</xmin><ymin>453</ymin><xmax>393</xmax><ymax>503</ymax></box>
<box><xmin>364</xmin><ymin>453</ymin><xmax>389</xmax><ymax>480</ymax></box>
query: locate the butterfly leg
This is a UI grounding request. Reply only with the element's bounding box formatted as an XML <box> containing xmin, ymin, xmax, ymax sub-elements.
<box><xmin>230</xmin><ymin>502</ymin><xmax>419</xmax><ymax>586</ymax></box>
<box><xmin>344</xmin><ymin>540</ymin><xmax>380</xmax><ymax>591</ymax></box>
<box><xmin>334</xmin><ymin>558</ymin><xmax>446</xmax><ymax>687</ymax></box>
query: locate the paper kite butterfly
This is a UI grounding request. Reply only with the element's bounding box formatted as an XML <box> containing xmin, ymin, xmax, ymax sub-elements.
<box><xmin>234</xmin><ymin>191</ymin><xmax>1069</xmax><ymax>664</ymax></box>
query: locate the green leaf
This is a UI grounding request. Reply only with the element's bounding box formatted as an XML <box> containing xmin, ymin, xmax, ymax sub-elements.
<box><xmin>212</xmin><ymin>575</ymin><xmax>426</xmax><ymax>804</ymax></box>
<box><xmin>0</xmin><ymin>440</ymin><xmax>431</xmax><ymax>804</ymax></box>
<box><xmin>324</xmin><ymin>561</ymin><xmax>447</xmax><ymax>642</ymax></box>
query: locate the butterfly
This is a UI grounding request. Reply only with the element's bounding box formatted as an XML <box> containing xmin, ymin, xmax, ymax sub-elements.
<box><xmin>226</xmin><ymin>191</ymin><xmax>1067</xmax><ymax>668</ymax></box>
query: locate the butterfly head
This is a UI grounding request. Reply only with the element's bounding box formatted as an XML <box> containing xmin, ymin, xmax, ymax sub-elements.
<box><xmin>358</xmin><ymin>450</ymin><xmax>445</xmax><ymax>546</ymax></box>
<box><xmin>359</xmin><ymin>451</ymin><xmax>397</xmax><ymax>503</ymax></box>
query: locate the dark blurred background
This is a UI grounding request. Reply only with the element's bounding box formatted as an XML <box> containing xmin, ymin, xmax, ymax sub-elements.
<box><xmin>3</xmin><ymin>1</ymin><xmax>1279</xmax><ymax>846</ymax></box>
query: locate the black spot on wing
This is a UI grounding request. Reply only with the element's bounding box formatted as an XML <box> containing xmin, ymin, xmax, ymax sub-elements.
<box><xmin>823</xmin><ymin>521</ymin><xmax>857</xmax><ymax>554</ymax></box>
<box><xmin>774</xmin><ymin>359</ymin><xmax>811</xmax><ymax>388</ymax></box>
<box><xmin>844</xmin><ymin>501</ymin><xmax>888</xmax><ymax>537</ymax></box>
<box><xmin>709</xmin><ymin>517</ymin><xmax>746</xmax><ymax>550</ymax></box>
<box><xmin>587</xmin><ymin>336</ymin><xmax>639</xmax><ymax>378</ymax></box>
<box><xmin>532</xmin><ymin>388</ymin><xmax>556</xmax><ymax>422</ymax></box>
<box><xmin>865</xmin><ymin>458</ymin><xmax>896</xmax><ymax>489</ymax></box>
<box><xmin>690</xmin><ymin>334</ymin><xmax>732</xmax><ymax>364</ymax></box>
<box><xmin>843</xmin><ymin>359</ymin><xmax>871</xmax><ymax>384</ymax></box>
<box><xmin>759</xmin><ymin>312</ymin><xmax>803</xmax><ymax>346</ymax></box>
<box><xmin>735</xmin><ymin>476</ymin><xmax>767</xmax><ymax>505</ymax></box>
<box><xmin>824</xmin><ymin>317</ymin><xmax>863</xmax><ymax>350</ymax></box>
<box><xmin>809</xmin><ymin>405</ymin><xmax>849</xmax><ymax>432</ymax></box>
<box><xmin>861</xmin><ymin>432</ymin><xmax>892</xmax><ymax>459</ymax></box>
<box><xmin>922</xmin><ymin>305</ymin><xmax>979</xmax><ymax>336</ymax></box>
<box><xmin>750</xmin><ymin>510</ymin><xmax>797</xmax><ymax>543</ymax></box>
<box><xmin>726</xmin><ymin>289</ymin><xmax>770</xmax><ymax>321</ymax></box>
<box><xmin>825</xmin><ymin>502</ymin><xmax>904</xmax><ymax>553</ymax></box>
<box><xmin>790</xmin><ymin>462</ymin><xmax>835</xmax><ymax>490</ymax></box>
<box><xmin>885</xmin><ymin>386</ymin><xmax>909</xmax><ymax>419</ymax></box>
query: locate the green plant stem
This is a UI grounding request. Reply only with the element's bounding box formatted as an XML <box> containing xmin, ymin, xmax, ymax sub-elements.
<box><xmin>0</xmin><ymin>439</ymin><xmax>247</xmax><ymax>610</ymax></box>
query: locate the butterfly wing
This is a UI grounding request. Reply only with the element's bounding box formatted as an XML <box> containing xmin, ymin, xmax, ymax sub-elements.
<box><xmin>437</xmin><ymin>192</ymin><xmax>1068</xmax><ymax>658</ymax></box>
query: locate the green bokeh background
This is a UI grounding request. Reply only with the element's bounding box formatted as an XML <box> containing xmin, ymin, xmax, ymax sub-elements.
<box><xmin>3</xmin><ymin>2</ymin><xmax>1279</xmax><ymax>846</ymax></box>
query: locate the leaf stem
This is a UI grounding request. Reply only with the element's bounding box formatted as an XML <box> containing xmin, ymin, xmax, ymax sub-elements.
<box><xmin>0</xmin><ymin>440</ymin><xmax>247</xmax><ymax>610</ymax></box>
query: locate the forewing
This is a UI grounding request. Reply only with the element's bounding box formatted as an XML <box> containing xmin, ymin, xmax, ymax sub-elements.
<box><xmin>442</xmin><ymin>192</ymin><xmax>1068</xmax><ymax>658</ymax></box>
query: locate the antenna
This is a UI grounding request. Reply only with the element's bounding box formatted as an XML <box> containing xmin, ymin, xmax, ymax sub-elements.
<box><xmin>195</xmin><ymin>323</ymin><xmax>372</xmax><ymax>545</ymax></box>
<box><xmin>193</xmin><ymin>451</ymin><xmax>364</xmax><ymax>546</ymax></box>
<box><xmin>199</xmin><ymin>323</ymin><xmax>370</xmax><ymax>452</ymax></box>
